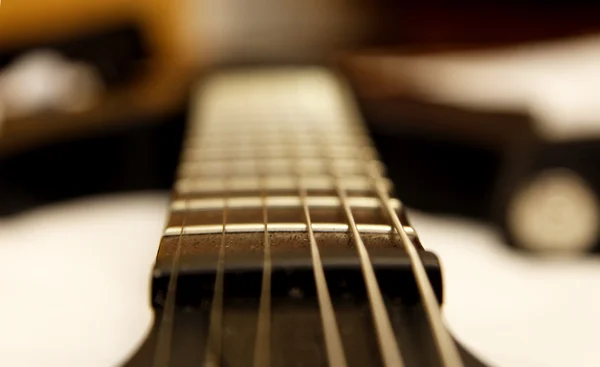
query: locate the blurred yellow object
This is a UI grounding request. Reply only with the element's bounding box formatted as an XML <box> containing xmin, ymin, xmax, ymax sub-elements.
<box><xmin>0</xmin><ymin>0</ymin><xmax>202</xmax><ymax>156</ymax></box>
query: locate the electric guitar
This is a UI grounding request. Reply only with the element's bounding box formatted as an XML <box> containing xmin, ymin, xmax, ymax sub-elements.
<box><xmin>121</xmin><ymin>67</ymin><xmax>488</xmax><ymax>367</ymax></box>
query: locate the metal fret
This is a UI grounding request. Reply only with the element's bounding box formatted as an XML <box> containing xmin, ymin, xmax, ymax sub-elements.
<box><xmin>183</xmin><ymin>145</ymin><xmax>377</xmax><ymax>161</ymax></box>
<box><xmin>186</xmin><ymin>133</ymin><xmax>369</xmax><ymax>145</ymax></box>
<box><xmin>178</xmin><ymin>158</ymin><xmax>376</xmax><ymax>177</ymax></box>
<box><xmin>163</xmin><ymin>223</ymin><xmax>416</xmax><ymax>236</ymax></box>
<box><xmin>175</xmin><ymin>175</ymin><xmax>391</xmax><ymax>195</ymax></box>
<box><xmin>171</xmin><ymin>196</ymin><xmax>401</xmax><ymax>211</ymax></box>
<box><xmin>186</xmin><ymin>126</ymin><xmax>366</xmax><ymax>136</ymax></box>
<box><xmin>152</xmin><ymin>68</ymin><xmax>456</xmax><ymax>367</ymax></box>
<box><xmin>187</xmin><ymin>141</ymin><xmax>369</xmax><ymax>153</ymax></box>
<box><xmin>185</xmin><ymin>141</ymin><xmax>372</xmax><ymax>152</ymax></box>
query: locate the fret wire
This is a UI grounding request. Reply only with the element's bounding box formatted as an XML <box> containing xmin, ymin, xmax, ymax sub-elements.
<box><xmin>188</xmin><ymin>123</ymin><xmax>364</xmax><ymax>133</ymax></box>
<box><xmin>153</xmin><ymin>201</ymin><xmax>187</xmax><ymax>367</ymax></box>
<box><xmin>179</xmin><ymin>157</ymin><xmax>366</xmax><ymax>174</ymax></box>
<box><xmin>254</xmin><ymin>131</ymin><xmax>272</xmax><ymax>367</ymax></box>
<box><xmin>291</xmin><ymin>122</ymin><xmax>348</xmax><ymax>367</ymax></box>
<box><xmin>170</xmin><ymin>196</ymin><xmax>401</xmax><ymax>212</ymax></box>
<box><xmin>188</xmin><ymin>141</ymin><xmax>369</xmax><ymax>153</ymax></box>
<box><xmin>175</xmin><ymin>175</ymin><xmax>392</xmax><ymax>195</ymax></box>
<box><xmin>182</xmin><ymin>146</ymin><xmax>377</xmax><ymax>161</ymax></box>
<box><xmin>178</xmin><ymin>161</ymin><xmax>368</xmax><ymax>179</ymax></box>
<box><xmin>163</xmin><ymin>223</ymin><xmax>417</xmax><ymax>236</ymax></box>
<box><xmin>185</xmin><ymin>142</ymin><xmax>371</xmax><ymax>154</ymax></box>
<box><xmin>204</xmin><ymin>162</ymin><xmax>230</xmax><ymax>367</ymax></box>
<box><xmin>367</xmin><ymin>164</ymin><xmax>465</xmax><ymax>367</ymax></box>
<box><xmin>186</xmin><ymin>128</ymin><xmax>366</xmax><ymax>138</ymax></box>
<box><xmin>187</xmin><ymin>135</ymin><xmax>369</xmax><ymax>146</ymax></box>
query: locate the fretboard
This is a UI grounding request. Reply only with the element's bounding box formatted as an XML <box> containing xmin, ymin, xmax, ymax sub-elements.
<box><xmin>141</xmin><ymin>67</ymin><xmax>464</xmax><ymax>367</ymax></box>
<box><xmin>159</xmin><ymin>68</ymin><xmax>419</xmax><ymax>259</ymax></box>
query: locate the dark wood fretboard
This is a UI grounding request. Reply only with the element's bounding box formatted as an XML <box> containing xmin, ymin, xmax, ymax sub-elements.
<box><xmin>157</xmin><ymin>68</ymin><xmax>423</xmax><ymax>263</ymax></box>
<box><xmin>125</xmin><ymin>68</ymin><xmax>470</xmax><ymax>367</ymax></box>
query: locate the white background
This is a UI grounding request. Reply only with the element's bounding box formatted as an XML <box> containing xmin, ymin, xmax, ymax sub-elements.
<box><xmin>0</xmin><ymin>192</ymin><xmax>599</xmax><ymax>367</ymax></box>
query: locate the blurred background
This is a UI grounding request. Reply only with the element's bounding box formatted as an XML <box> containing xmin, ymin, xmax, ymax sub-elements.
<box><xmin>2</xmin><ymin>0</ymin><xmax>600</xmax><ymax>366</ymax></box>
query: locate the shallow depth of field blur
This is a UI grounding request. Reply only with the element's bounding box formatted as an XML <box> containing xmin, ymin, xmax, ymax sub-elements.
<box><xmin>3</xmin><ymin>1</ymin><xmax>600</xmax><ymax>240</ymax></box>
<box><xmin>2</xmin><ymin>1</ymin><xmax>600</xmax><ymax>367</ymax></box>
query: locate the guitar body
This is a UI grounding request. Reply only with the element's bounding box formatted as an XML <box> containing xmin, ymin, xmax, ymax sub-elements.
<box><xmin>0</xmin><ymin>69</ymin><xmax>495</xmax><ymax>366</ymax></box>
<box><xmin>75</xmin><ymin>67</ymin><xmax>491</xmax><ymax>367</ymax></box>
<box><xmin>4</xmin><ymin>3</ymin><xmax>600</xmax><ymax>365</ymax></box>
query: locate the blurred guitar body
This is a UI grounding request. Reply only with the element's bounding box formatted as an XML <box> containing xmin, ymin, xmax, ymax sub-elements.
<box><xmin>2</xmin><ymin>4</ymin><xmax>600</xmax><ymax>367</ymax></box>
<box><xmin>2</xmin><ymin>0</ymin><xmax>600</xmax><ymax>217</ymax></box>
<box><xmin>0</xmin><ymin>0</ymin><xmax>200</xmax><ymax>214</ymax></box>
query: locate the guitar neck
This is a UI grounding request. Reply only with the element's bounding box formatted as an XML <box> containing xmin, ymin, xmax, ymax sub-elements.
<box><xmin>127</xmin><ymin>67</ymin><xmax>467</xmax><ymax>367</ymax></box>
<box><xmin>154</xmin><ymin>68</ymin><xmax>437</xmax><ymax>301</ymax></box>
<box><xmin>160</xmin><ymin>68</ymin><xmax>419</xmax><ymax>258</ymax></box>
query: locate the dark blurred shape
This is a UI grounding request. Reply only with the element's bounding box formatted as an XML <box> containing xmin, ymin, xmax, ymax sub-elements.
<box><xmin>0</xmin><ymin>24</ymin><xmax>146</xmax><ymax>88</ymax></box>
<box><xmin>3</xmin><ymin>1</ymin><xmax>600</xmax><ymax>155</ymax></box>
<box><xmin>205</xmin><ymin>1</ymin><xmax>600</xmax><ymax>64</ymax></box>
<box><xmin>372</xmin><ymin>2</ymin><xmax>600</xmax><ymax>46</ymax></box>
<box><xmin>0</xmin><ymin>0</ymin><xmax>200</xmax><ymax>157</ymax></box>
<box><xmin>0</xmin><ymin>0</ymin><xmax>198</xmax><ymax>215</ymax></box>
<box><xmin>0</xmin><ymin>111</ymin><xmax>186</xmax><ymax>216</ymax></box>
<box><xmin>337</xmin><ymin>49</ymin><xmax>537</xmax><ymax>218</ymax></box>
<box><xmin>334</xmin><ymin>3</ymin><xmax>600</xmax><ymax>254</ymax></box>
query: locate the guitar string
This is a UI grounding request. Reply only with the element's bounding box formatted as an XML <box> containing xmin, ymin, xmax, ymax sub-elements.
<box><xmin>203</xmin><ymin>158</ymin><xmax>230</xmax><ymax>367</ymax></box>
<box><xmin>367</xmin><ymin>163</ymin><xmax>465</xmax><ymax>367</ymax></box>
<box><xmin>153</xmin><ymin>187</ymin><xmax>187</xmax><ymax>367</ymax></box>
<box><xmin>289</xmin><ymin>112</ymin><xmax>348</xmax><ymax>367</ymax></box>
<box><xmin>319</xmin><ymin>134</ymin><xmax>405</xmax><ymax>366</ymax></box>
<box><xmin>330</xmin><ymin>74</ymin><xmax>465</xmax><ymax>367</ymax></box>
<box><xmin>151</xmin><ymin>71</ymin><xmax>449</xmax><ymax>367</ymax></box>
<box><xmin>254</xmin><ymin>119</ymin><xmax>272</xmax><ymax>367</ymax></box>
<box><xmin>333</xmin><ymin>75</ymin><xmax>464</xmax><ymax>367</ymax></box>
